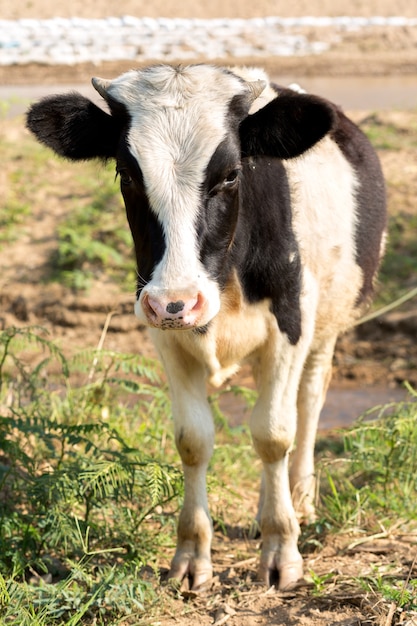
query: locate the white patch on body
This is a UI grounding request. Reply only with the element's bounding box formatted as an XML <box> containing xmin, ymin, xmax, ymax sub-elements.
<box><xmin>283</xmin><ymin>135</ymin><xmax>364</xmax><ymax>338</ymax></box>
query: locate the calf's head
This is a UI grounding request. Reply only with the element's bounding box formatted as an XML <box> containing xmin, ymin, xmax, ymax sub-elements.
<box><xmin>27</xmin><ymin>65</ymin><xmax>336</xmax><ymax>330</ymax></box>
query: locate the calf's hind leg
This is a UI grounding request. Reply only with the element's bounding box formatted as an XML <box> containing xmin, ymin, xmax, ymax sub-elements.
<box><xmin>290</xmin><ymin>335</ymin><xmax>338</xmax><ymax>523</ymax></box>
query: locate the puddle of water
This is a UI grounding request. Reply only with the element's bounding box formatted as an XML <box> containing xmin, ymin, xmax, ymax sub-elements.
<box><xmin>218</xmin><ymin>384</ymin><xmax>411</xmax><ymax>432</ymax></box>
<box><xmin>319</xmin><ymin>386</ymin><xmax>409</xmax><ymax>430</ymax></box>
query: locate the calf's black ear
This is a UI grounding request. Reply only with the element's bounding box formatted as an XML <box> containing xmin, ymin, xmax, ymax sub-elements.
<box><xmin>26</xmin><ymin>93</ymin><xmax>123</xmax><ymax>160</ymax></box>
<box><xmin>239</xmin><ymin>91</ymin><xmax>337</xmax><ymax>160</ymax></box>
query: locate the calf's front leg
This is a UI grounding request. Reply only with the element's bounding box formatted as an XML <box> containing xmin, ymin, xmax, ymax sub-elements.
<box><xmin>250</xmin><ymin>332</ymin><xmax>312</xmax><ymax>590</ymax></box>
<box><xmin>155</xmin><ymin>336</ymin><xmax>215</xmax><ymax>590</ymax></box>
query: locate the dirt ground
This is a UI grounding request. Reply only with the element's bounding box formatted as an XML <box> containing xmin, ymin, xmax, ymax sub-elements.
<box><xmin>4</xmin><ymin>0</ymin><xmax>417</xmax><ymax>19</ymax></box>
<box><xmin>1</xmin><ymin>1</ymin><xmax>417</xmax><ymax>625</ymax></box>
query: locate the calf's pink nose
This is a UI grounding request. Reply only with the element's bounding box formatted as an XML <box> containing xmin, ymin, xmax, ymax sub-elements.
<box><xmin>143</xmin><ymin>293</ymin><xmax>205</xmax><ymax>328</ymax></box>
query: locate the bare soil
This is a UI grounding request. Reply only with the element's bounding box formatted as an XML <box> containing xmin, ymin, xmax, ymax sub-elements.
<box><xmin>1</xmin><ymin>1</ymin><xmax>417</xmax><ymax>624</ymax></box>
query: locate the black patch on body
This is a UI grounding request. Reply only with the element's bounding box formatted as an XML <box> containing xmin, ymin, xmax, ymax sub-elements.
<box><xmin>194</xmin><ymin>92</ymin><xmax>306</xmax><ymax>345</ymax></box>
<box><xmin>331</xmin><ymin>110</ymin><xmax>387</xmax><ymax>304</ymax></box>
<box><xmin>197</xmin><ymin>137</ymin><xmax>241</xmax><ymax>288</ymax></box>
<box><xmin>234</xmin><ymin>158</ymin><xmax>302</xmax><ymax>345</ymax></box>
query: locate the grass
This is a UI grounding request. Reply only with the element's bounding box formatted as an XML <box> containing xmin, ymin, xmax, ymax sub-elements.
<box><xmin>317</xmin><ymin>387</ymin><xmax>417</xmax><ymax>529</ymax></box>
<box><xmin>0</xmin><ymin>325</ymin><xmax>416</xmax><ymax>625</ymax></box>
<box><xmin>49</xmin><ymin>166</ymin><xmax>135</xmax><ymax>291</ymax></box>
<box><xmin>0</xmin><ymin>327</ymin><xmax>182</xmax><ymax>623</ymax></box>
<box><xmin>0</xmin><ymin>130</ymin><xmax>48</xmax><ymax>247</ymax></box>
<box><xmin>359</xmin><ymin>113</ymin><xmax>417</xmax><ymax>152</ymax></box>
<box><xmin>0</xmin><ymin>120</ymin><xmax>134</xmax><ymax>290</ymax></box>
<box><xmin>0</xmin><ymin>195</ymin><xmax>31</xmax><ymax>246</ymax></box>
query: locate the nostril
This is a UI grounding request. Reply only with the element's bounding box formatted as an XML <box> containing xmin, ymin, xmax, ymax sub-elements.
<box><xmin>189</xmin><ymin>293</ymin><xmax>205</xmax><ymax>313</ymax></box>
<box><xmin>166</xmin><ymin>300</ymin><xmax>185</xmax><ymax>314</ymax></box>
<box><xmin>143</xmin><ymin>294</ymin><xmax>159</xmax><ymax>318</ymax></box>
<box><xmin>191</xmin><ymin>293</ymin><xmax>204</xmax><ymax>312</ymax></box>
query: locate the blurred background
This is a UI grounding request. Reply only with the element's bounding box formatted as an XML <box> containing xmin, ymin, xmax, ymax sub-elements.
<box><xmin>1</xmin><ymin>0</ymin><xmax>417</xmax><ymax>423</ymax></box>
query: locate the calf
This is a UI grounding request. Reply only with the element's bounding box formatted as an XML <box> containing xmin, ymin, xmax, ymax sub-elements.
<box><xmin>27</xmin><ymin>64</ymin><xmax>386</xmax><ymax>590</ymax></box>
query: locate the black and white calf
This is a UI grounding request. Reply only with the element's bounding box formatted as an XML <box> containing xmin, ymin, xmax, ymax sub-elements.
<box><xmin>27</xmin><ymin>64</ymin><xmax>386</xmax><ymax>590</ymax></box>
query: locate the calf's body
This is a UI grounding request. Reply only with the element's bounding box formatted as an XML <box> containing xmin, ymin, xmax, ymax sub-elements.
<box><xmin>27</xmin><ymin>64</ymin><xmax>386</xmax><ymax>590</ymax></box>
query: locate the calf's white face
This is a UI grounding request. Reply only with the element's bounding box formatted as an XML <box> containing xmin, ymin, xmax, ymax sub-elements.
<box><xmin>97</xmin><ymin>66</ymin><xmax>262</xmax><ymax>330</ymax></box>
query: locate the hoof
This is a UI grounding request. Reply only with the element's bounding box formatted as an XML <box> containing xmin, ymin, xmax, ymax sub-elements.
<box><xmin>259</xmin><ymin>558</ymin><xmax>304</xmax><ymax>590</ymax></box>
<box><xmin>277</xmin><ymin>560</ymin><xmax>304</xmax><ymax>590</ymax></box>
<box><xmin>169</xmin><ymin>556</ymin><xmax>213</xmax><ymax>592</ymax></box>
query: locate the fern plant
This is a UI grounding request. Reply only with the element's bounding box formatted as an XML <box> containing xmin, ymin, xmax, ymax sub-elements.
<box><xmin>0</xmin><ymin>325</ymin><xmax>182</xmax><ymax>622</ymax></box>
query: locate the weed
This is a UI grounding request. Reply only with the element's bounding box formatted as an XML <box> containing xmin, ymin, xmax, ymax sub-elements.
<box><xmin>357</xmin><ymin>566</ymin><xmax>417</xmax><ymax>619</ymax></box>
<box><xmin>317</xmin><ymin>386</ymin><xmax>417</xmax><ymax>531</ymax></box>
<box><xmin>49</xmin><ymin>166</ymin><xmax>135</xmax><ymax>291</ymax></box>
<box><xmin>0</xmin><ymin>326</ymin><xmax>181</xmax><ymax>623</ymax></box>
<box><xmin>0</xmin><ymin>196</ymin><xmax>31</xmax><ymax>245</ymax></box>
<box><xmin>308</xmin><ymin>570</ymin><xmax>335</xmax><ymax>596</ymax></box>
<box><xmin>360</xmin><ymin>113</ymin><xmax>417</xmax><ymax>151</ymax></box>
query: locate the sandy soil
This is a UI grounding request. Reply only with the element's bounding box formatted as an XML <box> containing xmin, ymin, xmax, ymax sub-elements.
<box><xmin>1</xmin><ymin>1</ymin><xmax>417</xmax><ymax>625</ymax></box>
<box><xmin>3</xmin><ymin>0</ymin><xmax>417</xmax><ymax>20</ymax></box>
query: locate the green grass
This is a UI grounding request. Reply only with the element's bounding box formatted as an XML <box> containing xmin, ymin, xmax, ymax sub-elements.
<box><xmin>317</xmin><ymin>389</ymin><xmax>417</xmax><ymax>530</ymax></box>
<box><xmin>0</xmin><ymin>326</ymin><xmax>416</xmax><ymax>624</ymax></box>
<box><xmin>305</xmin><ymin>396</ymin><xmax>417</xmax><ymax>622</ymax></box>
<box><xmin>0</xmin><ymin>326</ymin><xmax>181</xmax><ymax>624</ymax></box>
<box><xmin>49</xmin><ymin>166</ymin><xmax>135</xmax><ymax>291</ymax></box>
<box><xmin>360</xmin><ymin>113</ymin><xmax>417</xmax><ymax>151</ymax></box>
<box><xmin>0</xmin><ymin>124</ymin><xmax>135</xmax><ymax>290</ymax></box>
<box><xmin>0</xmin><ymin>132</ymin><xmax>49</xmax><ymax>247</ymax></box>
<box><xmin>358</xmin><ymin>570</ymin><xmax>417</xmax><ymax>613</ymax></box>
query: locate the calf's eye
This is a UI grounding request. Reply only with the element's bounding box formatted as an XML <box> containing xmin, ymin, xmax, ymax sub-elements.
<box><xmin>117</xmin><ymin>169</ymin><xmax>133</xmax><ymax>186</ymax></box>
<box><xmin>207</xmin><ymin>169</ymin><xmax>241</xmax><ymax>197</ymax></box>
<box><xmin>223</xmin><ymin>169</ymin><xmax>240</xmax><ymax>189</ymax></box>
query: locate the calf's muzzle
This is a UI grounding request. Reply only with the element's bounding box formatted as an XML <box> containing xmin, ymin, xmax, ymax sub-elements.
<box><xmin>142</xmin><ymin>291</ymin><xmax>207</xmax><ymax>329</ymax></box>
